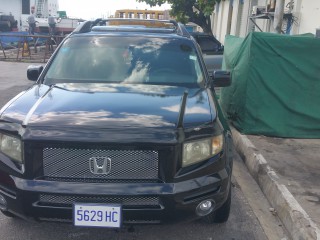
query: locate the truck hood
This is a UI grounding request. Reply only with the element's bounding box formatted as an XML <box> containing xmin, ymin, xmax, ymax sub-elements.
<box><xmin>1</xmin><ymin>83</ymin><xmax>215</xmax><ymax>131</ymax></box>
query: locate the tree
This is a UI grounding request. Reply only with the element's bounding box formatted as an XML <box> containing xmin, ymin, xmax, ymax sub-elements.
<box><xmin>137</xmin><ymin>0</ymin><xmax>222</xmax><ymax>34</ymax></box>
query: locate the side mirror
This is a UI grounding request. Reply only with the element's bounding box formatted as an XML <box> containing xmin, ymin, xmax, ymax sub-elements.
<box><xmin>210</xmin><ymin>70</ymin><xmax>231</xmax><ymax>87</ymax></box>
<box><xmin>27</xmin><ymin>65</ymin><xmax>43</xmax><ymax>81</ymax></box>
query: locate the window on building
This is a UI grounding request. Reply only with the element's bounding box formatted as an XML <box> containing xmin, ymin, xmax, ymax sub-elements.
<box><xmin>22</xmin><ymin>0</ymin><xmax>31</xmax><ymax>14</ymax></box>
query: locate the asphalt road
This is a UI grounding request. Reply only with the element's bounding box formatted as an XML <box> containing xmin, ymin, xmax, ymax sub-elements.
<box><xmin>0</xmin><ymin>62</ymin><xmax>285</xmax><ymax>240</ymax></box>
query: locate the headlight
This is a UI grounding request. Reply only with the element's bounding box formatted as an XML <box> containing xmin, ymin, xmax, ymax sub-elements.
<box><xmin>0</xmin><ymin>133</ymin><xmax>22</xmax><ymax>163</ymax></box>
<box><xmin>182</xmin><ymin>135</ymin><xmax>223</xmax><ymax>167</ymax></box>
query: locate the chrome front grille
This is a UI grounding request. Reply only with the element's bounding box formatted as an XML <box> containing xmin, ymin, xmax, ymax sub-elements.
<box><xmin>43</xmin><ymin>148</ymin><xmax>159</xmax><ymax>180</ymax></box>
<box><xmin>39</xmin><ymin>194</ymin><xmax>160</xmax><ymax>207</ymax></box>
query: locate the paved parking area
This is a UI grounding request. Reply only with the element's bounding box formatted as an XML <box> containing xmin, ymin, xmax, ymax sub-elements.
<box><xmin>233</xmin><ymin>128</ymin><xmax>320</xmax><ymax>239</ymax></box>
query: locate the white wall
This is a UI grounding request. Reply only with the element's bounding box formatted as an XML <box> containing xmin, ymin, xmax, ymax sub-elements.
<box><xmin>292</xmin><ymin>0</ymin><xmax>320</xmax><ymax>35</ymax></box>
<box><xmin>213</xmin><ymin>0</ymin><xmax>233</xmax><ymax>44</ymax></box>
<box><xmin>230</xmin><ymin>0</ymin><xmax>240</xmax><ymax>35</ymax></box>
<box><xmin>220</xmin><ymin>1</ymin><xmax>232</xmax><ymax>43</ymax></box>
<box><xmin>49</xmin><ymin>0</ymin><xmax>59</xmax><ymax>16</ymax></box>
<box><xmin>0</xmin><ymin>0</ymin><xmax>59</xmax><ymax>31</ymax></box>
<box><xmin>0</xmin><ymin>0</ymin><xmax>21</xmax><ymax>25</ymax></box>
<box><xmin>32</xmin><ymin>0</ymin><xmax>59</xmax><ymax>18</ymax></box>
<box><xmin>237</xmin><ymin>0</ymin><xmax>252</xmax><ymax>37</ymax></box>
<box><xmin>213</xmin><ymin>2</ymin><xmax>223</xmax><ymax>40</ymax></box>
<box><xmin>212</xmin><ymin>0</ymin><xmax>320</xmax><ymax>39</ymax></box>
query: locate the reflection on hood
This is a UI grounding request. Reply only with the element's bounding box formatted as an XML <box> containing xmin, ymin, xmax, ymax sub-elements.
<box><xmin>1</xmin><ymin>84</ymin><xmax>215</xmax><ymax>130</ymax></box>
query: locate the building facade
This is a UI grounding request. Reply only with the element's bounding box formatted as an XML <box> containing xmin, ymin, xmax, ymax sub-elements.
<box><xmin>114</xmin><ymin>9</ymin><xmax>170</xmax><ymax>20</ymax></box>
<box><xmin>212</xmin><ymin>0</ymin><xmax>320</xmax><ymax>44</ymax></box>
<box><xmin>0</xmin><ymin>0</ymin><xmax>59</xmax><ymax>31</ymax></box>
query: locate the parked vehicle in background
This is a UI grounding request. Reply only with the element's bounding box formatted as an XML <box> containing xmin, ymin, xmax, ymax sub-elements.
<box><xmin>191</xmin><ymin>32</ymin><xmax>224</xmax><ymax>72</ymax></box>
<box><xmin>0</xmin><ymin>14</ymin><xmax>18</xmax><ymax>32</ymax></box>
<box><xmin>0</xmin><ymin>19</ymin><xmax>233</xmax><ymax>228</ymax></box>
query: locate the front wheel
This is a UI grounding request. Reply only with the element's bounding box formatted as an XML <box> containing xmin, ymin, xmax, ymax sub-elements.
<box><xmin>204</xmin><ymin>185</ymin><xmax>231</xmax><ymax>223</ymax></box>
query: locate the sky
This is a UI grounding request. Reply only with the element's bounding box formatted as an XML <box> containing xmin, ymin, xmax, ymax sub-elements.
<box><xmin>59</xmin><ymin>0</ymin><xmax>171</xmax><ymax>20</ymax></box>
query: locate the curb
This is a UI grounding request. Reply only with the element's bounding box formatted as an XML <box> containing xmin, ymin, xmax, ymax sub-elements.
<box><xmin>231</xmin><ymin>127</ymin><xmax>320</xmax><ymax>240</ymax></box>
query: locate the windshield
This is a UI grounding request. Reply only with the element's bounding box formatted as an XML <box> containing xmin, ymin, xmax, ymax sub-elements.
<box><xmin>44</xmin><ymin>36</ymin><xmax>204</xmax><ymax>87</ymax></box>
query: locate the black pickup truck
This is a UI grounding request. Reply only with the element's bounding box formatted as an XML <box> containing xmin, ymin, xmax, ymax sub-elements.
<box><xmin>0</xmin><ymin>19</ymin><xmax>233</xmax><ymax>227</ymax></box>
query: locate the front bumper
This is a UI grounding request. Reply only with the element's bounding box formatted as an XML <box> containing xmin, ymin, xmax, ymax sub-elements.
<box><xmin>0</xmin><ymin>169</ymin><xmax>231</xmax><ymax>224</ymax></box>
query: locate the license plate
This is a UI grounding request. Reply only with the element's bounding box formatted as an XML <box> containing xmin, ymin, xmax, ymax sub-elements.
<box><xmin>73</xmin><ymin>203</ymin><xmax>122</xmax><ymax>228</ymax></box>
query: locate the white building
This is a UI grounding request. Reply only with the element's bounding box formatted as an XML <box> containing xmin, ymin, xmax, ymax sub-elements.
<box><xmin>0</xmin><ymin>0</ymin><xmax>59</xmax><ymax>31</ymax></box>
<box><xmin>212</xmin><ymin>0</ymin><xmax>320</xmax><ymax>44</ymax></box>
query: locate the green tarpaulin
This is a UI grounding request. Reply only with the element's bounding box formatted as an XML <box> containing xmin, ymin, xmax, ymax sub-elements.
<box><xmin>221</xmin><ymin>32</ymin><xmax>320</xmax><ymax>138</ymax></box>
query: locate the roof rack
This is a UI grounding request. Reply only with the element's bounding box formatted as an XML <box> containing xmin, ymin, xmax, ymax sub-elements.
<box><xmin>92</xmin><ymin>26</ymin><xmax>177</xmax><ymax>34</ymax></box>
<box><xmin>72</xmin><ymin>18</ymin><xmax>191</xmax><ymax>38</ymax></box>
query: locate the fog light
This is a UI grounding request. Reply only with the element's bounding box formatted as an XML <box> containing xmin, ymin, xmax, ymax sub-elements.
<box><xmin>195</xmin><ymin>199</ymin><xmax>215</xmax><ymax>216</ymax></box>
<box><xmin>0</xmin><ymin>194</ymin><xmax>7</xmax><ymax>211</ymax></box>
<box><xmin>200</xmin><ymin>201</ymin><xmax>212</xmax><ymax>210</ymax></box>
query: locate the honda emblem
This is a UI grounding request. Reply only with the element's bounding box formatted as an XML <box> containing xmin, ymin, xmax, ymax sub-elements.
<box><xmin>89</xmin><ymin>157</ymin><xmax>111</xmax><ymax>175</ymax></box>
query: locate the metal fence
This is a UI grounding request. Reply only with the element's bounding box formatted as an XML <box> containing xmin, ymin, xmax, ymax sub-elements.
<box><xmin>0</xmin><ymin>33</ymin><xmax>65</xmax><ymax>63</ymax></box>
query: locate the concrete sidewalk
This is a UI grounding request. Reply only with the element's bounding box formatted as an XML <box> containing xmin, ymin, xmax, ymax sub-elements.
<box><xmin>232</xmin><ymin>127</ymin><xmax>320</xmax><ymax>240</ymax></box>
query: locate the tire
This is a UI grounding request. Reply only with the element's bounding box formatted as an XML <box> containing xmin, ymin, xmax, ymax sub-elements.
<box><xmin>1</xmin><ymin>210</ymin><xmax>15</xmax><ymax>218</ymax></box>
<box><xmin>204</xmin><ymin>185</ymin><xmax>231</xmax><ymax>223</ymax></box>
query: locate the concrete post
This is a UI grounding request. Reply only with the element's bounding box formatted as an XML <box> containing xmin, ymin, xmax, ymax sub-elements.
<box><xmin>273</xmin><ymin>0</ymin><xmax>285</xmax><ymax>33</ymax></box>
